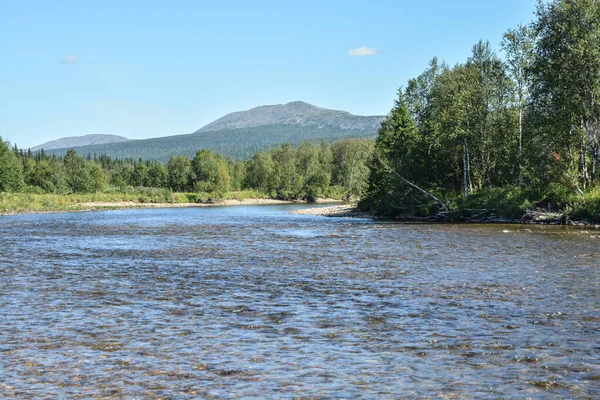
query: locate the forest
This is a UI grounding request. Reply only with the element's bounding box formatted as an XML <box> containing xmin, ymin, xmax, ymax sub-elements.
<box><xmin>40</xmin><ymin>124</ymin><xmax>378</xmax><ymax>162</ymax></box>
<box><xmin>360</xmin><ymin>0</ymin><xmax>600</xmax><ymax>222</ymax></box>
<box><xmin>0</xmin><ymin>137</ymin><xmax>374</xmax><ymax>205</ymax></box>
<box><xmin>1</xmin><ymin>0</ymin><xmax>600</xmax><ymax>222</ymax></box>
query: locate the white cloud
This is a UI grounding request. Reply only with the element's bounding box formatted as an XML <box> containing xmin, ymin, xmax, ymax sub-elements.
<box><xmin>61</xmin><ymin>54</ymin><xmax>79</xmax><ymax>64</ymax></box>
<box><xmin>348</xmin><ymin>47</ymin><xmax>379</xmax><ymax>57</ymax></box>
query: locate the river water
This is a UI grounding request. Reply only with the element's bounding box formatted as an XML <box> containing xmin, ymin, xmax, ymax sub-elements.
<box><xmin>1</xmin><ymin>205</ymin><xmax>599</xmax><ymax>398</ymax></box>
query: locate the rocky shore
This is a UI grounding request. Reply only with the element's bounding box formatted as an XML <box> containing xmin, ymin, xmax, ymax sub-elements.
<box><xmin>292</xmin><ymin>204</ymin><xmax>600</xmax><ymax>228</ymax></box>
<box><xmin>291</xmin><ymin>204</ymin><xmax>372</xmax><ymax>218</ymax></box>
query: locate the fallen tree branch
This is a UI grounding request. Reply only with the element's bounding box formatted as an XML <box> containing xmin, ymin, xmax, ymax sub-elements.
<box><xmin>374</xmin><ymin>152</ymin><xmax>450</xmax><ymax>212</ymax></box>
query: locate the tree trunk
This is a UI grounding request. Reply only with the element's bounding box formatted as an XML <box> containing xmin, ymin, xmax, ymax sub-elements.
<box><xmin>592</xmin><ymin>144</ymin><xmax>596</xmax><ymax>185</ymax></box>
<box><xmin>580</xmin><ymin>118</ymin><xmax>589</xmax><ymax>189</ymax></box>
<box><xmin>518</xmin><ymin>105</ymin><xmax>523</xmax><ymax>186</ymax></box>
<box><xmin>463</xmin><ymin>136</ymin><xmax>469</xmax><ymax>198</ymax></box>
<box><xmin>585</xmin><ymin>119</ymin><xmax>600</xmax><ymax>174</ymax></box>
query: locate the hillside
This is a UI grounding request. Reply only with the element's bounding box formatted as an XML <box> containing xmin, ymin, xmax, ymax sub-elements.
<box><xmin>32</xmin><ymin>134</ymin><xmax>129</xmax><ymax>151</ymax></box>
<box><xmin>39</xmin><ymin>102</ymin><xmax>384</xmax><ymax>161</ymax></box>
<box><xmin>197</xmin><ymin>101</ymin><xmax>383</xmax><ymax>133</ymax></box>
<box><xmin>42</xmin><ymin>125</ymin><xmax>376</xmax><ymax>162</ymax></box>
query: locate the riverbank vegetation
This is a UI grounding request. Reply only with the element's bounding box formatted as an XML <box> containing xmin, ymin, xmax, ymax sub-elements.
<box><xmin>360</xmin><ymin>0</ymin><xmax>600</xmax><ymax>224</ymax></box>
<box><xmin>0</xmin><ymin>136</ymin><xmax>374</xmax><ymax>214</ymax></box>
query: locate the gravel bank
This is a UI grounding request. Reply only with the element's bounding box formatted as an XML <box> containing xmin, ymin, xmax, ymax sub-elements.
<box><xmin>291</xmin><ymin>204</ymin><xmax>372</xmax><ymax>218</ymax></box>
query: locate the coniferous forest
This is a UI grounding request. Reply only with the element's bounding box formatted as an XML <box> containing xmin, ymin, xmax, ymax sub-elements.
<box><xmin>1</xmin><ymin>0</ymin><xmax>600</xmax><ymax>222</ymax></box>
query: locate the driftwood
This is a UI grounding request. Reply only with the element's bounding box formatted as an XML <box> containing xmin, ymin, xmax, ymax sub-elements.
<box><xmin>392</xmin><ymin>209</ymin><xmax>497</xmax><ymax>223</ymax></box>
<box><xmin>521</xmin><ymin>209</ymin><xmax>567</xmax><ymax>224</ymax></box>
<box><xmin>429</xmin><ymin>209</ymin><xmax>493</xmax><ymax>222</ymax></box>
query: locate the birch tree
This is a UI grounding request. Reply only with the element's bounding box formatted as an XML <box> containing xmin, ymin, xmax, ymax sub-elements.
<box><xmin>502</xmin><ymin>24</ymin><xmax>535</xmax><ymax>186</ymax></box>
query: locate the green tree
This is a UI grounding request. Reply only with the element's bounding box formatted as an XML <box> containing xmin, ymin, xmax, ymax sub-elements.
<box><xmin>131</xmin><ymin>162</ymin><xmax>148</xmax><ymax>187</ymax></box>
<box><xmin>361</xmin><ymin>94</ymin><xmax>426</xmax><ymax>213</ymax></box>
<box><xmin>87</xmin><ymin>161</ymin><xmax>107</xmax><ymax>193</ymax></box>
<box><xmin>430</xmin><ymin>63</ymin><xmax>481</xmax><ymax>197</ymax></box>
<box><xmin>147</xmin><ymin>163</ymin><xmax>168</xmax><ymax>188</ymax></box>
<box><xmin>63</xmin><ymin>149</ymin><xmax>91</xmax><ymax>193</ymax></box>
<box><xmin>191</xmin><ymin>149</ymin><xmax>231</xmax><ymax>193</ymax></box>
<box><xmin>531</xmin><ymin>0</ymin><xmax>600</xmax><ymax>188</ymax></box>
<box><xmin>270</xmin><ymin>144</ymin><xmax>298</xmax><ymax>199</ymax></box>
<box><xmin>227</xmin><ymin>159</ymin><xmax>246</xmax><ymax>191</ymax></box>
<box><xmin>26</xmin><ymin>159</ymin><xmax>58</xmax><ymax>193</ymax></box>
<box><xmin>0</xmin><ymin>137</ymin><xmax>24</xmax><ymax>192</ymax></box>
<box><xmin>502</xmin><ymin>24</ymin><xmax>535</xmax><ymax>185</ymax></box>
<box><xmin>244</xmin><ymin>152</ymin><xmax>276</xmax><ymax>194</ymax></box>
<box><xmin>167</xmin><ymin>155</ymin><xmax>192</xmax><ymax>192</ymax></box>
<box><xmin>295</xmin><ymin>141</ymin><xmax>324</xmax><ymax>199</ymax></box>
<box><xmin>331</xmin><ymin>138</ymin><xmax>374</xmax><ymax>197</ymax></box>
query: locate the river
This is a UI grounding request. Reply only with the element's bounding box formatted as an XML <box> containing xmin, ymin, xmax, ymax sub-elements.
<box><xmin>1</xmin><ymin>205</ymin><xmax>599</xmax><ymax>398</ymax></box>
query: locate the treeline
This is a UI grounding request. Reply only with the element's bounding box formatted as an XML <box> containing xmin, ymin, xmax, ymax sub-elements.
<box><xmin>0</xmin><ymin>137</ymin><xmax>373</xmax><ymax>200</ymax></box>
<box><xmin>40</xmin><ymin>125</ymin><xmax>378</xmax><ymax>162</ymax></box>
<box><xmin>361</xmin><ymin>0</ymin><xmax>600</xmax><ymax>220</ymax></box>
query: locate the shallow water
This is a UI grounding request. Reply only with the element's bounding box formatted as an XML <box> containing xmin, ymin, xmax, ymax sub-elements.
<box><xmin>1</xmin><ymin>204</ymin><xmax>599</xmax><ymax>398</ymax></box>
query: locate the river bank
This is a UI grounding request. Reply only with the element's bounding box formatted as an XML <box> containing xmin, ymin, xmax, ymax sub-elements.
<box><xmin>296</xmin><ymin>204</ymin><xmax>600</xmax><ymax>228</ymax></box>
<box><xmin>2</xmin><ymin>192</ymin><xmax>598</xmax><ymax>229</ymax></box>
<box><xmin>291</xmin><ymin>204</ymin><xmax>371</xmax><ymax>218</ymax></box>
<box><xmin>0</xmin><ymin>191</ymin><xmax>344</xmax><ymax>217</ymax></box>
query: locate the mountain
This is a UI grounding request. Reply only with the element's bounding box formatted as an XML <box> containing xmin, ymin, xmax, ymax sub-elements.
<box><xmin>39</xmin><ymin>102</ymin><xmax>384</xmax><ymax>161</ymax></box>
<box><xmin>197</xmin><ymin>101</ymin><xmax>383</xmax><ymax>133</ymax></box>
<box><xmin>32</xmin><ymin>134</ymin><xmax>130</xmax><ymax>151</ymax></box>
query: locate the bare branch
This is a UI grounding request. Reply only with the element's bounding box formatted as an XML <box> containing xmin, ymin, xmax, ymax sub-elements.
<box><xmin>373</xmin><ymin>152</ymin><xmax>450</xmax><ymax>212</ymax></box>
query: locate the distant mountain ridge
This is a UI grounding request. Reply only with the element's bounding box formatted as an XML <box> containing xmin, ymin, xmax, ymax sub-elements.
<box><xmin>35</xmin><ymin>102</ymin><xmax>384</xmax><ymax>161</ymax></box>
<box><xmin>32</xmin><ymin>134</ymin><xmax>129</xmax><ymax>151</ymax></box>
<box><xmin>197</xmin><ymin>101</ymin><xmax>383</xmax><ymax>133</ymax></box>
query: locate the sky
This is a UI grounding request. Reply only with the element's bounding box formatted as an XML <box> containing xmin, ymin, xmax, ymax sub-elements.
<box><xmin>0</xmin><ymin>0</ymin><xmax>537</xmax><ymax>149</ymax></box>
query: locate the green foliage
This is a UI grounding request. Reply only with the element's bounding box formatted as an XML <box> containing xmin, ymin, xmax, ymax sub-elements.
<box><xmin>191</xmin><ymin>149</ymin><xmax>231</xmax><ymax>194</ymax></box>
<box><xmin>360</xmin><ymin>0</ymin><xmax>600</xmax><ymax>222</ymax></box>
<box><xmin>146</xmin><ymin>163</ymin><xmax>168</xmax><ymax>188</ymax></box>
<box><xmin>530</xmin><ymin>0</ymin><xmax>600</xmax><ymax>189</ymax></box>
<box><xmin>567</xmin><ymin>189</ymin><xmax>600</xmax><ymax>221</ymax></box>
<box><xmin>331</xmin><ymin>138</ymin><xmax>374</xmax><ymax>197</ymax></box>
<box><xmin>240</xmin><ymin>139</ymin><xmax>372</xmax><ymax>200</ymax></box>
<box><xmin>361</xmin><ymin>94</ymin><xmax>423</xmax><ymax>215</ymax></box>
<box><xmin>453</xmin><ymin>187</ymin><xmax>531</xmax><ymax>220</ymax></box>
<box><xmin>135</xmin><ymin>188</ymin><xmax>174</xmax><ymax>204</ymax></box>
<box><xmin>0</xmin><ymin>137</ymin><xmax>24</xmax><ymax>192</ymax></box>
<box><xmin>244</xmin><ymin>152</ymin><xmax>276</xmax><ymax>195</ymax></box>
<box><xmin>6</xmin><ymin>136</ymin><xmax>373</xmax><ymax>206</ymax></box>
<box><xmin>167</xmin><ymin>155</ymin><xmax>192</xmax><ymax>192</ymax></box>
<box><xmin>61</xmin><ymin>149</ymin><xmax>108</xmax><ymax>193</ymax></box>
<box><xmin>87</xmin><ymin>161</ymin><xmax>107</xmax><ymax>193</ymax></box>
<box><xmin>25</xmin><ymin>159</ymin><xmax>61</xmax><ymax>193</ymax></box>
<box><xmin>42</xmin><ymin>125</ymin><xmax>377</xmax><ymax>162</ymax></box>
<box><xmin>63</xmin><ymin>149</ymin><xmax>90</xmax><ymax>193</ymax></box>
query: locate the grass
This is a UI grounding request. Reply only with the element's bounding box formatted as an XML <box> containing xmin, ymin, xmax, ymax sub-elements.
<box><xmin>0</xmin><ymin>192</ymin><xmax>135</xmax><ymax>213</ymax></box>
<box><xmin>450</xmin><ymin>187</ymin><xmax>533</xmax><ymax>220</ymax></box>
<box><xmin>0</xmin><ymin>189</ymin><xmax>272</xmax><ymax>214</ymax></box>
<box><xmin>447</xmin><ymin>186</ymin><xmax>600</xmax><ymax>223</ymax></box>
<box><xmin>562</xmin><ymin>188</ymin><xmax>600</xmax><ymax>221</ymax></box>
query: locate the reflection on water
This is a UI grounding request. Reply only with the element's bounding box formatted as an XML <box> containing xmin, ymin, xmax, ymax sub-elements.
<box><xmin>0</xmin><ymin>205</ymin><xmax>599</xmax><ymax>398</ymax></box>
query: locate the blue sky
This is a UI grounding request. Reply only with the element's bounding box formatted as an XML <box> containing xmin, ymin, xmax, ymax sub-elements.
<box><xmin>1</xmin><ymin>0</ymin><xmax>537</xmax><ymax>149</ymax></box>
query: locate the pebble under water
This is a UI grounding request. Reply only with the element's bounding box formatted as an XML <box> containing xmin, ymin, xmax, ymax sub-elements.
<box><xmin>1</xmin><ymin>204</ymin><xmax>599</xmax><ymax>398</ymax></box>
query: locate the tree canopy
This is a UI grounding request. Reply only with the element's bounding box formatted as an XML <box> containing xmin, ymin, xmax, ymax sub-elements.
<box><xmin>361</xmin><ymin>0</ymin><xmax>600</xmax><ymax>220</ymax></box>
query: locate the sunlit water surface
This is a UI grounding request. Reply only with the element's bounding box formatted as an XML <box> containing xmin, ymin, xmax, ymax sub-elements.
<box><xmin>1</xmin><ymin>205</ymin><xmax>599</xmax><ymax>398</ymax></box>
